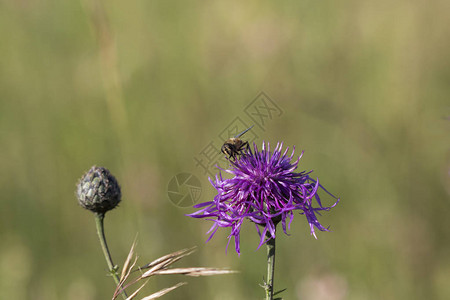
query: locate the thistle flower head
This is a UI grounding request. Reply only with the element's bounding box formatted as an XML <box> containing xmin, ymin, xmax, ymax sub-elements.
<box><xmin>76</xmin><ymin>166</ymin><xmax>121</xmax><ymax>214</ymax></box>
<box><xmin>188</xmin><ymin>142</ymin><xmax>339</xmax><ymax>255</ymax></box>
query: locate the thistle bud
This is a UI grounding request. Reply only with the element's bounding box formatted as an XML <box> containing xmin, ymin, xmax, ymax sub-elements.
<box><xmin>76</xmin><ymin>166</ymin><xmax>121</xmax><ymax>214</ymax></box>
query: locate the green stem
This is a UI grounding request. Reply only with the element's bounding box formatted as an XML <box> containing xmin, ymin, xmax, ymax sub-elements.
<box><xmin>265</xmin><ymin>228</ymin><xmax>276</xmax><ymax>300</ymax></box>
<box><xmin>94</xmin><ymin>213</ymin><xmax>128</xmax><ymax>299</ymax></box>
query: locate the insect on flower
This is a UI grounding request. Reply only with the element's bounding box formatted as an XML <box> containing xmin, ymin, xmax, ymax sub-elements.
<box><xmin>188</xmin><ymin>142</ymin><xmax>339</xmax><ymax>255</ymax></box>
<box><xmin>221</xmin><ymin>125</ymin><xmax>254</xmax><ymax>160</ymax></box>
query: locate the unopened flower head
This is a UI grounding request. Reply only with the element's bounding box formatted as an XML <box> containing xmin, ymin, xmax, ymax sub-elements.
<box><xmin>76</xmin><ymin>166</ymin><xmax>121</xmax><ymax>214</ymax></box>
<box><xmin>188</xmin><ymin>142</ymin><xmax>339</xmax><ymax>255</ymax></box>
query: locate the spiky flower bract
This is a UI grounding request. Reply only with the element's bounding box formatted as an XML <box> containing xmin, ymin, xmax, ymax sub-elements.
<box><xmin>188</xmin><ymin>142</ymin><xmax>339</xmax><ymax>255</ymax></box>
<box><xmin>77</xmin><ymin>166</ymin><xmax>121</xmax><ymax>214</ymax></box>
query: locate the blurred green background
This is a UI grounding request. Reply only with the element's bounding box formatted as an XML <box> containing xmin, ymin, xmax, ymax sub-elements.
<box><xmin>1</xmin><ymin>0</ymin><xmax>449</xmax><ymax>299</ymax></box>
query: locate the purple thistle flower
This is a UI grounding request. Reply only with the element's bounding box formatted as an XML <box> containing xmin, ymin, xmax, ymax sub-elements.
<box><xmin>187</xmin><ymin>142</ymin><xmax>339</xmax><ymax>255</ymax></box>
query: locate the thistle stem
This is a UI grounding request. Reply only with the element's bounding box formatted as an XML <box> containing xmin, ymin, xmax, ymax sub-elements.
<box><xmin>94</xmin><ymin>213</ymin><xmax>128</xmax><ymax>299</ymax></box>
<box><xmin>265</xmin><ymin>229</ymin><xmax>276</xmax><ymax>300</ymax></box>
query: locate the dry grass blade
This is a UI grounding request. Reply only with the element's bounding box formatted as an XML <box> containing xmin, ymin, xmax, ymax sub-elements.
<box><xmin>121</xmin><ymin>236</ymin><xmax>138</xmax><ymax>282</ymax></box>
<box><xmin>124</xmin><ymin>280</ymin><xmax>148</xmax><ymax>300</ymax></box>
<box><xmin>113</xmin><ymin>255</ymin><xmax>139</xmax><ymax>299</ymax></box>
<box><xmin>139</xmin><ymin>247</ymin><xmax>196</xmax><ymax>271</ymax></box>
<box><xmin>152</xmin><ymin>267</ymin><xmax>238</xmax><ymax>277</ymax></box>
<box><xmin>112</xmin><ymin>246</ymin><xmax>236</xmax><ymax>299</ymax></box>
<box><xmin>140</xmin><ymin>260</ymin><xmax>171</xmax><ymax>279</ymax></box>
<box><xmin>139</xmin><ymin>282</ymin><xmax>187</xmax><ymax>300</ymax></box>
<box><xmin>139</xmin><ymin>247</ymin><xmax>197</xmax><ymax>278</ymax></box>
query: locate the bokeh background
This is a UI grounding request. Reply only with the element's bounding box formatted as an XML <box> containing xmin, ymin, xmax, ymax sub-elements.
<box><xmin>1</xmin><ymin>0</ymin><xmax>449</xmax><ymax>299</ymax></box>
